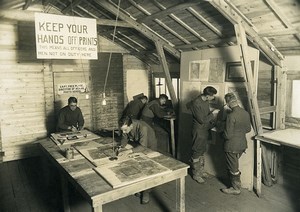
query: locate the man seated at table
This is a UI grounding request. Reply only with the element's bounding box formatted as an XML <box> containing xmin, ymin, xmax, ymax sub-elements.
<box><xmin>119</xmin><ymin>116</ymin><xmax>158</xmax><ymax>204</ymax></box>
<box><xmin>56</xmin><ymin>96</ymin><xmax>84</xmax><ymax>132</ymax></box>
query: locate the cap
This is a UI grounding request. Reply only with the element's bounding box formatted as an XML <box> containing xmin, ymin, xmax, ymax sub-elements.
<box><xmin>225</xmin><ymin>92</ymin><xmax>237</xmax><ymax>103</ymax></box>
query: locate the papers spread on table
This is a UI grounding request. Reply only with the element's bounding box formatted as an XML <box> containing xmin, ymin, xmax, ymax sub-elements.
<box><xmin>50</xmin><ymin>130</ymin><xmax>99</xmax><ymax>145</ymax></box>
<box><xmin>94</xmin><ymin>152</ymin><xmax>171</xmax><ymax>188</ymax></box>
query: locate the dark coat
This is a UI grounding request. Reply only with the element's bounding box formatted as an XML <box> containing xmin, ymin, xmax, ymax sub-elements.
<box><xmin>224</xmin><ymin>106</ymin><xmax>251</xmax><ymax>153</ymax></box>
<box><xmin>57</xmin><ymin>106</ymin><xmax>84</xmax><ymax>131</ymax></box>
<box><xmin>187</xmin><ymin>95</ymin><xmax>215</xmax><ymax>130</ymax></box>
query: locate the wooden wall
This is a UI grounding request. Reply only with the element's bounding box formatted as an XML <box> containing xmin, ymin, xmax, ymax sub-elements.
<box><xmin>0</xmin><ymin>18</ymin><xmax>149</xmax><ymax>161</ymax></box>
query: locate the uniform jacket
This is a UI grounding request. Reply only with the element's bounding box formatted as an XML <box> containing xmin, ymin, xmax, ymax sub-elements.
<box><xmin>125</xmin><ymin>120</ymin><xmax>158</xmax><ymax>151</ymax></box>
<box><xmin>224</xmin><ymin>106</ymin><xmax>251</xmax><ymax>153</ymax></box>
<box><xmin>141</xmin><ymin>99</ymin><xmax>168</xmax><ymax>119</ymax></box>
<box><xmin>57</xmin><ymin>106</ymin><xmax>84</xmax><ymax>131</ymax></box>
<box><xmin>121</xmin><ymin>99</ymin><xmax>145</xmax><ymax>120</ymax></box>
<box><xmin>187</xmin><ymin>95</ymin><xmax>214</xmax><ymax>130</ymax></box>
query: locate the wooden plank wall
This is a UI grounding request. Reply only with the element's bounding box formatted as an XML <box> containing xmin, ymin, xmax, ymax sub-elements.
<box><xmin>0</xmin><ymin>18</ymin><xmax>150</xmax><ymax>161</ymax></box>
<box><xmin>0</xmin><ymin>21</ymin><xmax>47</xmax><ymax>161</ymax></box>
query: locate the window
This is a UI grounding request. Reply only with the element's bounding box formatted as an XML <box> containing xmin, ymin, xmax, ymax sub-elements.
<box><xmin>154</xmin><ymin>77</ymin><xmax>180</xmax><ymax>99</ymax></box>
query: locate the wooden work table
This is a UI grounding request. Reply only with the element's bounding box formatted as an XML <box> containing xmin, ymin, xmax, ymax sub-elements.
<box><xmin>255</xmin><ymin>128</ymin><xmax>300</xmax><ymax>196</ymax></box>
<box><xmin>39</xmin><ymin>130</ymin><xmax>189</xmax><ymax>212</ymax></box>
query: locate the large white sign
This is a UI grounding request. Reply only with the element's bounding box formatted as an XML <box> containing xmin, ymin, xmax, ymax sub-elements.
<box><xmin>35</xmin><ymin>13</ymin><xmax>98</xmax><ymax>59</ymax></box>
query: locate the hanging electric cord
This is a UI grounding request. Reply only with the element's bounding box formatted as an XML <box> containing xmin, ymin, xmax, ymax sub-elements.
<box><xmin>102</xmin><ymin>0</ymin><xmax>122</xmax><ymax>105</ymax></box>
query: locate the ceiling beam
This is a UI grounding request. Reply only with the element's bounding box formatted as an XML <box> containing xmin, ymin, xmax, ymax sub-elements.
<box><xmin>0</xmin><ymin>9</ymin><xmax>131</xmax><ymax>28</ymax></box>
<box><xmin>210</xmin><ymin>0</ymin><xmax>283</xmax><ymax>67</ymax></box>
<box><xmin>62</xmin><ymin>0</ymin><xmax>82</xmax><ymax>14</ymax></box>
<box><xmin>176</xmin><ymin>37</ymin><xmax>236</xmax><ymax>49</ymax></box>
<box><xmin>94</xmin><ymin>0</ymin><xmax>180</xmax><ymax>59</ymax></box>
<box><xmin>259</xmin><ymin>28</ymin><xmax>299</xmax><ymax>37</ymax></box>
<box><xmin>139</xmin><ymin>0</ymin><xmax>201</xmax><ymax>23</ymax></box>
<box><xmin>23</xmin><ymin>0</ymin><xmax>32</xmax><ymax>10</ymax></box>
<box><xmin>264</xmin><ymin>0</ymin><xmax>300</xmax><ymax>41</ymax></box>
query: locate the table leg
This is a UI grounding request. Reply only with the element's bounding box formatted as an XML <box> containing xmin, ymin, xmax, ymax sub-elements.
<box><xmin>93</xmin><ymin>205</ymin><xmax>103</xmax><ymax>212</ymax></box>
<box><xmin>256</xmin><ymin>139</ymin><xmax>262</xmax><ymax>197</ymax></box>
<box><xmin>170</xmin><ymin>119</ymin><xmax>176</xmax><ymax>158</ymax></box>
<box><xmin>60</xmin><ymin>173</ymin><xmax>70</xmax><ymax>212</ymax></box>
<box><xmin>176</xmin><ymin>177</ymin><xmax>185</xmax><ymax>212</ymax></box>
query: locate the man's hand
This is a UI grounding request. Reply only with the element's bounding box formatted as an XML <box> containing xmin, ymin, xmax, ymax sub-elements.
<box><xmin>71</xmin><ymin>126</ymin><xmax>78</xmax><ymax>132</ymax></box>
<box><xmin>118</xmin><ymin>149</ymin><xmax>133</xmax><ymax>157</ymax></box>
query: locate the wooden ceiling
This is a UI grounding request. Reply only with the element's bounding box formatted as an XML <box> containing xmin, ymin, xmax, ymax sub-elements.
<box><xmin>0</xmin><ymin>0</ymin><xmax>299</xmax><ymax>65</ymax></box>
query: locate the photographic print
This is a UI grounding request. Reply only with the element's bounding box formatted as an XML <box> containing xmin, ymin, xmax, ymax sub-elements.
<box><xmin>189</xmin><ymin>60</ymin><xmax>210</xmax><ymax>81</ymax></box>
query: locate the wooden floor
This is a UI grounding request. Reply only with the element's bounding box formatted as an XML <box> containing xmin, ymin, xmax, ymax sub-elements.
<box><xmin>0</xmin><ymin>157</ymin><xmax>299</xmax><ymax>212</ymax></box>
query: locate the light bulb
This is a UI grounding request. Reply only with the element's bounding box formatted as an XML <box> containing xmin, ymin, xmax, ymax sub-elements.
<box><xmin>102</xmin><ymin>93</ymin><xmax>107</xmax><ymax>105</ymax></box>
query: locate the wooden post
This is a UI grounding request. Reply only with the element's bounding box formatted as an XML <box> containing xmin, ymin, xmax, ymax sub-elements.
<box><xmin>154</xmin><ymin>41</ymin><xmax>178</xmax><ymax>107</ymax></box>
<box><xmin>234</xmin><ymin>22</ymin><xmax>273</xmax><ymax>196</ymax></box>
<box><xmin>276</xmin><ymin>64</ymin><xmax>287</xmax><ymax>129</ymax></box>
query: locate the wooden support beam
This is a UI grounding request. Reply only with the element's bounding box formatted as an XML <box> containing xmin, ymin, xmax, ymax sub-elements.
<box><xmin>154</xmin><ymin>41</ymin><xmax>178</xmax><ymax>107</ymax></box>
<box><xmin>234</xmin><ymin>22</ymin><xmax>263</xmax><ymax>134</ymax></box>
<box><xmin>210</xmin><ymin>0</ymin><xmax>283</xmax><ymax>67</ymax></box>
<box><xmin>264</xmin><ymin>0</ymin><xmax>300</xmax><ymax>41</ymax></box>
<box><xmin>275</xmin><ymin>65</ymin><xmax>287</xmax><ymax>129</ymax></box>
<box><xmin>23</xmin><ymin>0</ymin><xmax>32</xmax><ymax>10</ymax></box>
<box><xmin>0</xmin><ymin>9</ymin><xmax>131</xmax><ymax>28</ymax></box>
<box><xmin>139</xmin><ymin>0</ymin><xmax>201</xmax><ymax>23</ymax></box>
<box><xmin>176</xmin><ymin>37</ymin><xmax>236</xmax><ymax>49</ymax></box>
<box><xmin>62</xmin><ymin>0</ymin><xmax>82</xmax><ymax>14</ymax></box>
<box><xmin>94</xmin><ymin>0</ymin><xmax>180</xmax><ymax>60</ymax></box>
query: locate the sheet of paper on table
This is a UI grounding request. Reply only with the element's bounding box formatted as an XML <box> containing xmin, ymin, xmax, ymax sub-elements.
<box><xmin>49</xmin><ymin>130</ymin><xmax>99</xmax><ymax>146</ymax></box>
<box><xmin>94</xmin><ymin>152</ymin><xmax>171</xmax><ymax>188</ymax></box>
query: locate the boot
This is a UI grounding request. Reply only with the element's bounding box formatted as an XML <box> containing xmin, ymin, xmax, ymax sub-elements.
<box><xmin>190</xmin><ymin>157</ymin><xmax>205</xmax><ymax>183</ymax></box>
<box><xmin>199</xmin><ymin>156</ymin><xmax>210</xmax><ymax>178</ymax></box>
<box><xmin>221</xmin><ymin>172</ymin><xmax>241</xmax><ymax>195</ymax></box>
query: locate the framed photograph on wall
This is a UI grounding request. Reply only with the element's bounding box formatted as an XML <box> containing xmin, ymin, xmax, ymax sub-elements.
<box><xmin>225</xmin><ymin>62</ymin><xmax>245</xmax><ymax>82</ymax></box>
<box><xmin>189</xmin><ymin>60</ymin><xmax>210</xmax><ymax>81</ymax></box>
<box><xmin>225</xmin><ymin>61</ymin><xmax>255</xmax><ymax>82</ymax></box>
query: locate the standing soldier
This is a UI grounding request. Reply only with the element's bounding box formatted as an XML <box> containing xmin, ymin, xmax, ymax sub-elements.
<box><xmin>187</xmin><ymin>86</ymin><xmax>218</xmax><ymax>184</ymax></box>
<box><xmin>221</xmin><ymin>93</ymin><xmax>251</xmax><ymax>195</ymax></box>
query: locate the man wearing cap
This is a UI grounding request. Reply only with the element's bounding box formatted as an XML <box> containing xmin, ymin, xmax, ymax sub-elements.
<box><xmin>187</xmin><ymin>86</ymin><xmax>218</xmax><ymax>183</ymax></box>
<box><xmin>221</xmin><ymin>92</ymin><xmax>251</xmax><ymax>195</ymax></box>
<box><xmin>120</xmin><ymin>95</ymin><xmax>148</xmax><ymax>121</ymax></box>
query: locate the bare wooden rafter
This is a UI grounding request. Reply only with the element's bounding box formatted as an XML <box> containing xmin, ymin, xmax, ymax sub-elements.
<box><xmin>62</xmin><ymin>0</ymin><xmax>82</xmax><ymax>14</ymax></box>
<box><xmin>176</xmin><ymin>37</ymin><xmax>236</xmax><ymax>49</ymax></box>
<box><xmin>152</xmin><ymin>1</ymin><xmax>207</xmax><ymax>42</ymax></box>
<box><xmin>210</xmin><ymin>0</ymin><xmax>283</xmax><ymax>67</ymax></box>
<box><xmin>263</xmin><ymin>0</ymin><xmax>300</xmax><ymax>41</ymax></box>
<box><xmin>139</xmin><ymin>0</ymin><xmax>201</xmax><ymax>23</ymax></box>
<box><xmin>94</xmin><ymin>0</ymin><xmax>180</xmax><ymax>59</ymax></box>
<box><xmin>129</xmin><ymin>0</ymin><xmax>191</xmax><ymax>44</ymax></box>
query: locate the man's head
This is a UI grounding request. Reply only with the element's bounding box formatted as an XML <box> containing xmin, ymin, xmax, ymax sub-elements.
<box><xmin>68</xmin><ymin>97</ymin><xmax>78</xmax><ymax>111</ymax></box>
<box><xmin>224</xmin><ymin>93</ymin><xmax>238</xmax><ymax>109</ymax></box>
<box><xmin>158</xmin><ymin>94</ymin><xmax>168</xmax><ymax>105</ymax></box>
<box><xmin>120</xmin><ymin>116</ymin><xmax>133</xmax><ymax>134</ymax></box>
<box><xmin>202</xmin><ymin>86</ymin><xmax>217</xmax><ymax>101</ymax></box>
<box><xmin>139</xmin><ymin>95</ymin><xmax>148</xmax><ymax>104</ymax></box>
